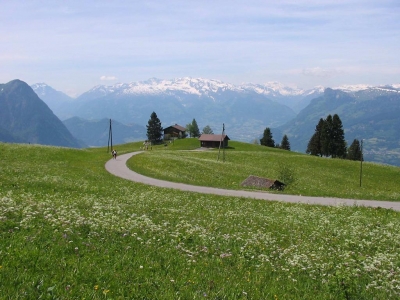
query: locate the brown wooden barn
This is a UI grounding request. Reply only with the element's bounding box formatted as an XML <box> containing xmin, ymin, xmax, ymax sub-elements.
<box><xmin>199</xmin><ymin>134</ymin><xmax>230</xmax><ymax>148</ymax></box>
<box><xmin>163</xmin><ymin>124</ymin><xmax>186</xmax><ymax>140</ymax></box>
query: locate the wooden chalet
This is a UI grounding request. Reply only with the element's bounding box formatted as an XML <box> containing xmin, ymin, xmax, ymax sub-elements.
<box><xmin>198</xmin><ymin>134</ymin><xmax>230</xmax><ymax>148</ymax></box>
<box><xmin>163</xmin><ymin>124</ymin><xmax>186</xmax><ymax>139</ymax></box>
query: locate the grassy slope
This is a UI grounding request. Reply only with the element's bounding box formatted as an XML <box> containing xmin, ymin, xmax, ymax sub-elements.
<box><xmin>1</xmin><ymin>142</ymin><xmax>400</xmax><ymax>299</ymax></box>
<box><xmin>128</xmin><ymin>139</ymin><xmax>400</xmax><ymax>201</ymax></box>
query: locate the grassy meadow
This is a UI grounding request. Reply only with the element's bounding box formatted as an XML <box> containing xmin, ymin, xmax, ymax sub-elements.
<box><xmin>1</xmin><ymin>141</ymin><xmax>400</xmax><ymax>299</ymax></box>
<box><xmin>128</xmin><ymin>138</ymin><xmax>400</xmax><ymax>201</ymax></box>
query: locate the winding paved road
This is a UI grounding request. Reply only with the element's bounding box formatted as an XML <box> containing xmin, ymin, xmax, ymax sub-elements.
<box><xmin>105</xmin><ymin>152</ymin><xmax>400</xmax><ymax>211</ymax></box>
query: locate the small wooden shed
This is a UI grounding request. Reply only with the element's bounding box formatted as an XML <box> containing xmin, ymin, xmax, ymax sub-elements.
<box><xmin>241</xmin><ymin>175</ymin><xmax>286</xmax><ymax>190</ymax></box>
<box><xmin>163</xmin><ymin>124</ymin><xmax>186</xmax><ymax>139</ymax></box>
<box><xmin>199</xmin><ymin>134</ymin><xmax>230</xmax><ymax>148</ymax></box>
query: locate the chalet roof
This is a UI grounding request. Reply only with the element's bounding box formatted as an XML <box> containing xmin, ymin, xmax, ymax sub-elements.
<box><xmin>198</xmin><ymin>134</ymin><xmax>230</xmax><ymax>142</ymax></box>
<box><xmin>164</xmin><ymin>124</ymin><xmax>186</xmax><ymax>132</ymax></box>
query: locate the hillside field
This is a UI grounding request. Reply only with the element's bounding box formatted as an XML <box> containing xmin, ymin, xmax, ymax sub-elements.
<box><xmin>1</xmin><ymin>141</ymin><xmax>400</xmax><ymax>299</ymax></box>
<box><xmin>128</xmin><ymin>138</ymin><xmax>400</xmax><ymax>201</ymax></box>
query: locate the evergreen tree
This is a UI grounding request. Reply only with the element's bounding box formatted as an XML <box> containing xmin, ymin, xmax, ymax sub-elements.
<box><xmin>307</xmin><ymin>114</ymin><xmax>347</xmax><ymax>158</ymax></box>
<box><xmin>347</xmin><ymin>139</ymin><xmax>363</xmax><ymax>161</ymax></box>
<box><xmin>146</xmin><ymin>111</ymin><xmax>163</xmax><ymax>144</ymax></box>
<box><xmin>321</xmin><ymin>114</ymin><xmax>334</xmax><ymax>157</ymax></box>
<box><xmin>331</xmin><ymin>114</ymin><xmax>347</xmax><ymax>158</ymax></box>
<box><xmin>306</xmin><ymin>118</ymin><xmax>324</xmax><ymax>156</ymax></box>
<box><xmin>202</xmin><ymin>125</ymin><xmax>214</xmax><ymax>134</ymax></box>
<box><xmin>260</xmin><ymin>127</ymin><xmax>275</xmax><ymax>147</ymax></box>
<box><xmin>190</xmin><ymin>119</ymin><xmax>201</xmax><ymax>138</ymax></box>
<box><xmin>280</xmin><ymin>134</ymin><xmax>291</xmax><ymax>150</ymax></box>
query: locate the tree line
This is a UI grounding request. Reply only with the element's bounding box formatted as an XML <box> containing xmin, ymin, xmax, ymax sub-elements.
<box><xmin>306</xmin><ymin>114</ymin><xmax>362</xmax><ymax>160</ymax></box>
<box><xmin>259</xmin><ymin>128</ymin><xmax>291</xmax><ymax>150</ymax></box>
<box><xmin>260</xmin><ymin>114</ymin><xmax>362</xmax><ymax>161</ymax></box>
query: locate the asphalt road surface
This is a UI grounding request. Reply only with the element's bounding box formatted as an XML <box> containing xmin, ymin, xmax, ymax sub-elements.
<box><xmin>105</xmin><ymin>152</ymin><xmax>400</xmax><ymax>211</ymax></box>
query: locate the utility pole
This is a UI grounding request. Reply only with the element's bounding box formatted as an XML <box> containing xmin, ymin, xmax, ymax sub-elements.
<box><xmin>359</xmin><ymin>139</ymin><xmax>363</xmax><ymax>187</ymax></box>
<box><xmin>217</xmin><ymin>123</ymin><xmax>225</xmax><ymax>162</ymax></box>
<box><xmin>107</xmin><ymin>119</ymin><xmax>113</xmax><ymax>153</ymax></box>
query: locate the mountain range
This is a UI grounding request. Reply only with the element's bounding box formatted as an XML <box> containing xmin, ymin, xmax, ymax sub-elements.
<box><xmin>1</xmin><ymin>77</ymin><xmax>399</xmax><ymax>166</ymax></box>
<box><xmin>33</xmin><ymin>78</ymin><xmax>325</xmax><ymax>142</ymax></box>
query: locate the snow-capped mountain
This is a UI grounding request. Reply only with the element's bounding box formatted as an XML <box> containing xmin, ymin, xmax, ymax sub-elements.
<box><xmin>241</xmin><ymin>81</ymin><xmax>324</xmax><ymax>98</ymax></box>
<box><xmin>31</xmin><ymin>83</ymin><xmax>73</xmax><ymax>101</ymax></box>
<box><xmin>82</xmin><ymin>77</ymin><xmax>325</xmax><ymax>100</ymax></box>
<box><xmin>31</xmin><ymin>83</ymin><xmax>74</xmax><ymax>117</ymax></box>
<box><xmin>47</xmin><ymin>77</ymin><xmax>299</xmax><ymax>141</ymax></box>
<box><xmin>31</xmin><ymin>83</ymin><xmax>51</xmax><ymax>97</ymax></box>
<box><xmin>334</xmin><ymin>84</ymin><xmax>400</xmax><ymax>93</ymax></box>
<box><xmin>80</xmin><ymin>77</ymin><xmax>242</xmax><ymax>101</ymax></box>
<box><xmin>77</xmin><ymin>77</ymin><xmax>326</xmax><ymax>113</ymax></box>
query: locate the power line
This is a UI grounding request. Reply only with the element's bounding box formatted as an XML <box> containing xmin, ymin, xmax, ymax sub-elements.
<box><xmin>217</xmin><ymin>123</ymin><xmax>225</xmax><ymax>162</ymax></box>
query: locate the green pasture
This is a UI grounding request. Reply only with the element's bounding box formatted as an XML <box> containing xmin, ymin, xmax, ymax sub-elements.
<box><xmin>1</xmin><ymin>141</ymin><xmax>400</xmax><ymax>299</ymax></box>
<box><xmin>128</xmin><ymin>139</ymin><xmax>400</xmax><ymax>201</ymax></box>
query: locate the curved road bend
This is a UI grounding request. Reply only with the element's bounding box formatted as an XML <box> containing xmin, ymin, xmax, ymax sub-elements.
<box><xmin>105</xmin><ymin>152</ymin><xmax>400</xmax><ymax>211</ymax></box>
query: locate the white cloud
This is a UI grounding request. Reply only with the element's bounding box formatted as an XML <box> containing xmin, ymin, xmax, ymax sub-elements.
<box><xmin>100</xmin><ymin>76</ymin><xmax>117</xmax><ymax>81</ymax></box>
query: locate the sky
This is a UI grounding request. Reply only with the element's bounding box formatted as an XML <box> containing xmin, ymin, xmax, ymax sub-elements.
<box><xmin>1</xmin><ymin>0</ymin><xmax>399</xmax><ymax>96</ymax></box>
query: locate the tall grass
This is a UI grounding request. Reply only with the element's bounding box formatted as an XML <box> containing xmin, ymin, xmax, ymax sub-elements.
<box><xmin>1</xmin><ymin>142</ymin><xmax>400</xmax><ymax>298</ymax></box>
<box><xmin>128</xmin><ymin>140</ymin><xmax>400</xmax><ymax>201</ymax></box>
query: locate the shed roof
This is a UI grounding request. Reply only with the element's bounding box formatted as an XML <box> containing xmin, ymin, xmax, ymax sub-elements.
<box><xmin>198</xmin><ymin>134</ymin><xmax>230</xmax><ymax>142</ymax></box>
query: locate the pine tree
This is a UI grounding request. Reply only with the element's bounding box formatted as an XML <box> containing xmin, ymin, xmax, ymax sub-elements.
<box><xmin>331</xmin><ymin>114</ymin><xmax>347</xmax><ymax>158</ymax></box>
<box><xmin>190</xmin><ymin>119</ymin><xmax>200</xmax><ymax>138</ymax></box>
<box><xmin>347</xmin><ymin>139</ymin><xmax>363</xmax><ymax>161</ymax></box>
<box><xmin>260</xmin><ymin>127</ymin><xmax>275</xmax><ymax>147</ymax></box>
<box><xmin>202</xmin><ymin>125</ymin><xmax>214</xmax><ymax>134</ymax></box>
<box><xmin>280</xmin><ymin>134</ymin><xmax>291</xmax><ymax>150</ymax></box>
<box><xmin>146</xmin><ymin>111</ymin><xmax>163</xmax><ymax>144</ymax></box>
<box><xmin>307</xmin><ymin>114</ymin><xmax>347</xmax><ymax>158</ymax></box>
<box><xmin>321</xmin><ymin>114</ymin><xmax>334</xmax><ymax>157</ymax></box>
<box><xmin>306</xmin><ymin>118</ymin><xmax>324</xmax><ymax>156</ymax></box>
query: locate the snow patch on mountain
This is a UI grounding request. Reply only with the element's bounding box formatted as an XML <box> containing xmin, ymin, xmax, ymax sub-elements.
<box><xmin>335</xmin><ymin>84</ymin><xmax>400</xmax><ymax>93</ymax></box>
<box><xmin>83</xmin><ymin>77</ymin><xmax>247</xmax><ymax>100</ymax></box>
<box><xmin>76</xmin><ymin>78</ymin><xmax>400</xmax><ymax>105</ymax></box>
<box><xmin>242</xmin><ymin>82</ymin><xmax>324</xmax><ymax>98</ymax></box>
<box><xmin>31</xmin><ymin>83</ymin><xmax>50</xmax><ymax>96</ymax></box>
<box><xmin>334</xmin><ymin>84</ymin><xmax>372</xmax><ymax>92</ymax></box>
<box><xmin>86</xmin><ymin>77</ymin><xmax>327</xmax><ymax>99</ymax></box>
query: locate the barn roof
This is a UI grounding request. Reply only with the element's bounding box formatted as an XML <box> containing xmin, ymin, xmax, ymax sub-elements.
<box><xmin>198</xmin><ymin>134</ymin><xmax>230</xmax><ymax>142</ymax></box>
<box><xmin>164</xmin><ymin>124</ymin><xmax>186</xmax><ymax>132</ymax></box>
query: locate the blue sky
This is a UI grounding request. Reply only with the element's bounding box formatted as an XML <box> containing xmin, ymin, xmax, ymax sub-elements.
<box><xmin>1</xmin><ymin>0</ymin><xmax>399</xmax><ymax>96</ymax></box>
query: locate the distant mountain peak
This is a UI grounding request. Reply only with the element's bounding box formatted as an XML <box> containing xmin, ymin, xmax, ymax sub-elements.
<box><xmin>31</xmin><ymin>82</ymin><xmax>49</xmax><ymax>88</ymax></box>
<box><xmin>334</xmin><ymin>84</ymin><xmax>400</xmax><ymax>93</ymax></box>
<box><xmin>334</xmin><ymin>84</ymin><xmax>372</xmax><ymax>92</ymax></box>
<box><xmin>241</xmin><ymin>81</ymin><xmax>323</xmax><ymax>98</ymax></box>
<box><xmin>78</xmin><ymin>78</ymin><xmax>400</xmax><ymax>101</ymax></box>
<box><xmin>82</xmin><ymin>77</ymin><xmax>241</xmax><ymax>98</ymax></box>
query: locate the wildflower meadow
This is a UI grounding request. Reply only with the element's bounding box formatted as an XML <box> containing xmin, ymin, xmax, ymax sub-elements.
<box><xmin>1</xmin><ymin>141</ymin><xmax>400</xmax><ymax>299</ymax></box>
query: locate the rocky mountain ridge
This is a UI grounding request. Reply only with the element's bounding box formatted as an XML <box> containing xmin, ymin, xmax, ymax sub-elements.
<box><xmin>0</xmin><ymin>80</ymin><xmax>84</xmax><ymax>148</ymax></box>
